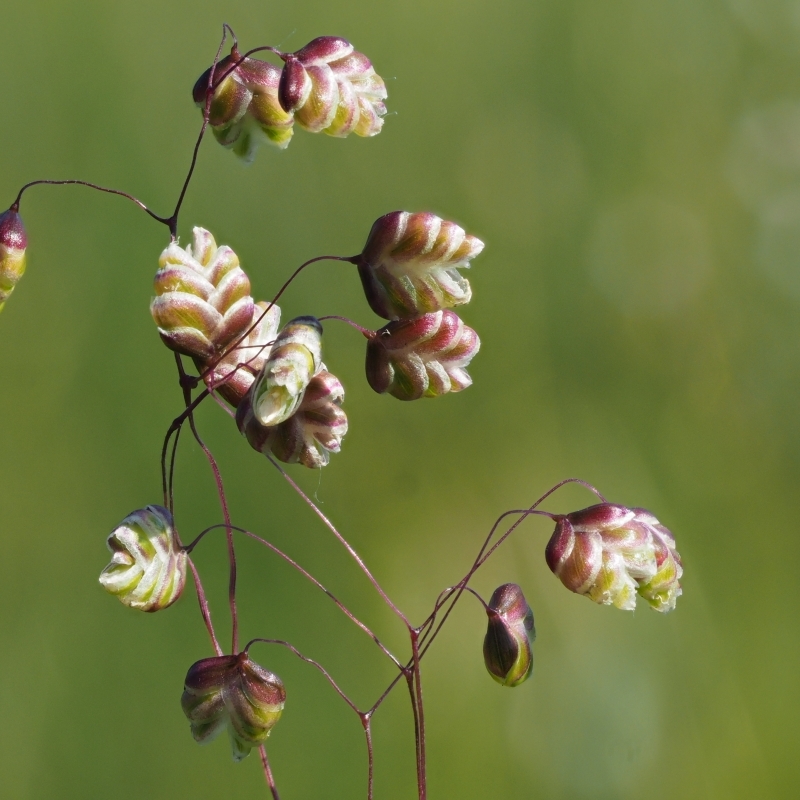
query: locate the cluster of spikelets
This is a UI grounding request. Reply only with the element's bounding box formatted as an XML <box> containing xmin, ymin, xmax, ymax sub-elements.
<box><xmin>478</xmin><ymin>503</ymin><xmax>683</xmax><ymax>688</ymax></box>
<box><xmin>95</xmin><ymin>499</ymin><xmax>684</xmax><ymax>746</ymax></box>
<box><xmin>193</xmin><ymin>36</ymin><xmax>388</xmax><ymax>162</ymax></box>
<box><xmin>96</xmin><ymin>34</ymin><xmax>490</xmax><ymax>761</ymax></box>
<box><xmin>149</xmin><ymin>212</ymin><xmax>485</xmax><ymax>468</ymax></box>
<box><xmin>144</xmin><ymin>37</ymin><xmax>482</xmax><ymax>467</ymax></box>
<box><xmin>97</xmin><ymin>504</ymin><xmax>682</xmax><ymax>757</ymax></box>
<box><xmin>92</xmin><ymin>30</ymin><xmax>685</xmax><ymax>769</ymax></box>
<box><xmin>545</xmin><ymin>503</ymin><xmax>683</xmax><ymax>613</ymax></box>
<box><xmin>0</xmin><ymin>24</ymin><xmax>689</xmax><ymax>776</ymax></box>
<box><xmin>97</xmin><ymin>505</ymin><xmax>286</xmax><ymax>761</ymax></box>
<box><xmin>182</xmin><ymin>652</ymin><xmax>286</xmax><ymax>762</ymax></box>
<box><xmin>360</xmin><ymin>211</ymin><xmax>484</xmax><ymax>401</ymax></box>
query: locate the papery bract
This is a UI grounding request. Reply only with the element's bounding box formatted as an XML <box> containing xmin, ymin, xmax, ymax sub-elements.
<box><xmin>200</xmin><ymin>300</ymin><xmax>281</xmax><ymax>408</ymax></box>
<box><xmin>278</xmin><ymin>36</ymin><xmax>387</xmax><ymax>137</ymax></box>
<box><xmin>357</xmin><ymin>211</ymin><xmax>484</xmax><ymax>320</ymax></box>
<box><xmin>237</xmin><ymin>368</ymin><xmax>348</xmax><ymax>468</ymax></box>
<box><xmin>0</xmin><ymin>208</ymin><xmax>28</xmax><ymax>313</ymax></box>
<box><xmin>545</xmin><ymin>503</ymin><xmax>683</xmax><ymax>612</ymax></box>
<box><xmin>251</xmin><ymin>316</ymin><xmax>323</xmax><ymax>426</ymax></box>
<box><xmin>151</xmin><ymin>227</ymin><xmax>254</xmax><ymax>360</ymax></box>
<box><xmin>193</xmin><ymin>54</ymin><xmax>294</xmax><ymax>162</ymax></box>
<box><xmin>181</xmin><ymin>652</ymin><xmax>286</xmax><ymax>761</ymax></box>
<box><xmin>483</xmin><ymin>583</ymin><xmax>535</xmax><ymax>687</ymax></box>
<box><xmin>366</xmin><ymin>310</ymin><xmax>480</xmax><ymax>400</ymax></box>
<box><xmin>99</xmin><ymin>505</ymin><xmax>186</xmax><ymax>612</ymax></box>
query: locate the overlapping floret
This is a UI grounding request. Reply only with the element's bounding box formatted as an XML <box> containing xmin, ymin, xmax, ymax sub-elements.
<box><xmin>194</xmin><ymin>37</ymin><xmax>387</xmax><ymax>162</ymax></box>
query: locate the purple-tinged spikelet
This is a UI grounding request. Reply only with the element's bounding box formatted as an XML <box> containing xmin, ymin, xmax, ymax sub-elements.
<box><xmin>193</xmin><ymin>54</ymin><xmax>294</xmax><ymax>161</ymax></box>
<box><xmin>251</xmin><ymin>317</ymin><xmax>323</xmax><ymax>426</ymax></box>
<box><xmin>99</xmin><ymin>505</ymin><xmax>186</xmax><ymax>612</ymax></box>
<box><xmin>545</xmin><ymin>504</ymin><xmax>683</xmax><ymax>612</ymax></box>
<box><xmin>181</xmin><ymin>653</ymin><xmax>286</xmax><ymax>761</ymax></box>
<box><xmin>0</xmin><ymin>208</ymin><xmax>28</xmax><ymax>313</ymax></box>
<box><xmin>150</xmin><ymin>227</ymin><xmax>254</xmax><ymax>361</ymax></box>
<box><xmin>202</xmin><ymin>300</ymin><xmax>281</xmax><ymax>408</ymax></box>
<box><xmin>237</xmin><ymin>368</ymin><xmax>348</xmax><ymax>468</ymax></box>
<box><xmin>278</xmin><ymin>37</ymin><xmax>387</xmax><ymax>137</ymax></box>
<box><xmin>483</xmin><ymin>584</ymin><xmax>535</xmax><ymax>687</ymax></box>
<box><xmin>366</xmin><ymin>310</ymin><xmax>480</xmax><ymax>400</ymax></box>
<box><xmin>357</xmin><ymin>212</ymin><xmax>484</xmax><ymax>320</ymax></box>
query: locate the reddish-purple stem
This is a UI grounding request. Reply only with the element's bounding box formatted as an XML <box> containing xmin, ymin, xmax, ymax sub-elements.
<box><xmin>11</xmin><ymin>23</ymin><xmax>234</xmax><ymax>238</ymax></box>
<box><xmin>12</xmin><ymin>179</ymin><xmax>166</xmax><ymax>225</ymax></box>
<box><xmin>187</xmin><ymin>556</ymin><xmax>223</xmax><ymax>656</ymax></box>
<box><xmin>367</xmin><ymin>506</ymin><xmax>557</xmax><ymax>713</ymax></box>
<box><xmin>186</xmin><ymin>523</ymin><xmax>401</xmax><ymax>668</ymax></box>
<box><xmin>249</xmin><ymin>637</ymin><xmax>380</xmax><ymax>800</ymax></box>
<box><xmin>202</xmin><ymin>43</ymin><xmax>286</xmax><ymax>93</ymax></box>
<box><xmin>361</xmin><ymin>714</ymin><xmax>375</xmax><ymax>800</ymax></box>
<box><xmin>259</xmin><ymin>745</ymin><xmax>281</xmax><ymax>800</ymax></box>
<box><xmin>416</xmin><ymin>507</ymin><xmax>555</xmax><ymax>655</ymax></box>
<box><xmin>175</xmin><ymin>355</ymin><xmax>239</xmax><ymax>654</ymax></box>
<box><xmin>166</xmin><ymin>26</ymin><xmax>230</xmax><ymax>239</ymax></box>
<box><xmin>433</xmin><ymin>585</ymin><xmax>489</xmax><ymax>613</ymax></box>
<box><xmin>159</xmin><ymin>388</ymin><xmax>211</xmax><ymax>512</ymax></box>
<box><xmin>318</xmin><ymin>315</ymin><xmax>374</xmax><ymax>336</ymax></box>
<box><xmin>167</xmin><ymin>425</ymin><xmax>182</xmax><ymax>511</ymax></box>
<box><xmin>416</xmin><ymin>477</ymin><xmax>604</xmax><ymax>656</ymax></box>
<box><xmin>207</xmin><ymin>387</ymin><xmax>236</xmax><ymax>417</ymax></box>
<box><xmin>363</xmin><ymin>477</ymin><xmax>607</xmax><ymax>790</ymax></box>
<box><xmin>265</xmin><ymin>454</ymin><xmax>412</xmax><ymax>628</ymax></box>
<box><xmin>160</xmin><ymin>421</ymin><xmax>182</xmax><ymax>511</ymax></box>
<box><xmin>410</xmin><ymin>630</ymin><xmax>427</xmax><ymax>800</ymax></box>
<box><xmin>222</xmin><ymin>22</ymin><xmax>239</xmax><ymax>51</ymax></box>
<box><xmin>246</xmin><ymin>638</ymin><xmax>360</xmax><ymax>714</ymax></box>
<box><xmin>404</xmin><ymin>669</ymin><xmax>423</xmax><ymax>798</ymax></box>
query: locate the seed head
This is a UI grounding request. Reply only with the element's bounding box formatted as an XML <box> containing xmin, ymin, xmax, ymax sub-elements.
<box><xmin>278</xmin><ymin>37</ymin><xmax>387</xmax><ymax>137</ymax></box>
<box><xmin>0</xmin><ymin>208</ymin><xmax>28</xmax><ymax>313</ymax></box>
<box><xmin>357</xmin><ymin>211</ymin><xmax>484</xmax><ymax>320</ymax></box>
<box><xmin>237</xmin><ymin>368</ymin><xmax>348</xmax><ymax>468</ymax></box>
<box><xmin>483</xmin><ymin>583</ymin><xmax>535</xmax><ymax>687</ymax></box>
<box><xmin>181</xmin><ymin>652</ymin><xmax>286</xmax><ymax>761</ymax></box>
<box><xmin>251</xmin><ymin>317</ymin><xmax>323</xmax><ymax>426</ymax></box>
<box><xmin>99</xmin><ymin>505</ymin><xmax>186</xmax><ymax>612</ymax></box>
<box><xmin>366</xmin><ymin>310</ymin><xmax>480</xmax><ymax>400</ymax></box>
<box><xmin>151</xmin><ymin>227</ymin><xmax>254</xmax><ymax>360</ymax></box>
<box><xmin>545</xmin><ymin>504</ymin><xmax>683</xmax><ymax>612</ymax></box>
<box><xmin>193</xmin><ymin>54</ymin><xmax>294</xmax><ymax>162</ymax></box>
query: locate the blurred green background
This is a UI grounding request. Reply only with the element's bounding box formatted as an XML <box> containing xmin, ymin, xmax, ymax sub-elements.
<box><xmin>1</xmin><ymin>0</ymin><xmax>798</xmax><ymax>797</ymax></box>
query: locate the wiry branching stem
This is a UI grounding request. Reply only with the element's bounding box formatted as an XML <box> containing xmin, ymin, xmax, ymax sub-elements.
<box><xmin>266</xmin><ymin>454</ymin><xmax>412</xmax><ymax>627</ymax></box>
<box><xmin>187</xmin><ymin>557</ymin><xmax>223</xmax><ymax>656</ymax></box>
<box><xmin>165</xmin><ymin>24</ymin><xmax>231</xmax><ymax>239</ymax></box>
<box><xmin>175</xmin><ymin>354</ymin><xmax>239</xmax><ymax>654</ymax></box>
<box><xmin>12</xmin><ymin>179</ymin><xmax>166</xmax><ymax>224</ymax></box>
<box><xmin>10</xmin><ymin>22</ymin><xmax>235</xmax><ymax>239</ymax></box>
<box><xmin>259</xmin><ymin>745</ymin><xmax>281</xmax><ymax>800</ymax></box>
<box><xmin>186</xmin><ymin>523</ymin><xmax>402</xmax><ymax>668</ymax></box>
<box><xmin>361</xmin><ymin>714</ymin><xmax>375</xmax><ymax>800</ymax></box>
<box><xmin>410</xmin><ymin>630</ymin><xmax>427</xmax><ymax>800</ymax></box>
<box><xmin>417</xmin><ymin>479</ymin><xmax>603</xmax><ymax>657</ymax></box>
<box><xmin>247</xmin><ymin>638</ymin><xmax>360</xmax><ymax>714</ymax></box>
<box><xmin>318</xmin><ymin>314</ymin><xmax>374</xmax><ymax>336</ymax></box>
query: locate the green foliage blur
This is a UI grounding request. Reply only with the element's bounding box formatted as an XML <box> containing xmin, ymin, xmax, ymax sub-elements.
<box><xmin>1</xmin><ymin>0</ymin><xmax>797</xmax><ymax>797</ymax></box>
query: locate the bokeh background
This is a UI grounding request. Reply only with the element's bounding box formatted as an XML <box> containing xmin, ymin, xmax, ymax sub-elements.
<box><xmin>1</xmin><ymin>0</ymin><xmax>798</xmax><ymax>797</ymax></box>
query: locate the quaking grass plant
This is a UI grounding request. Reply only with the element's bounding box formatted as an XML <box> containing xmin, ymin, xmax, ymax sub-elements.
<box><xmin>0</xmin><ymin>24</ymin><xmax>683</xmax><ymax>799</ymax></box>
